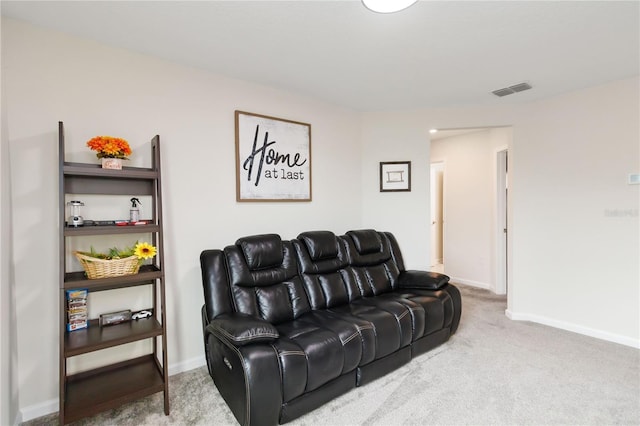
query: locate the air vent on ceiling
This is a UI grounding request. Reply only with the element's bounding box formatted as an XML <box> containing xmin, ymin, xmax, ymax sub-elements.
<box><xmin>492</xmin><ymin>82</ymin><xmax>532</xmax><ymax>97</ymax></box>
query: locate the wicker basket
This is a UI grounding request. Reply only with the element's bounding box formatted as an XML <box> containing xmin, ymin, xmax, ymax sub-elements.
<box><xmin>75</xmin><ymin>252</ymin><xmax>141</xmax><ymax>279</ymax></box>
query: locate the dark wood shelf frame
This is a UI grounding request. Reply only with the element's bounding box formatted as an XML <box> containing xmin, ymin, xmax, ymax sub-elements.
<box><xmin>58</xmin><ymin>122</ymin><xmax>169</xmax><ymax>424</ymax></box>
<box><xmin>64</xmin><ymin>355</ymin><xmax>164</xmax><ymax>424</ymax></box>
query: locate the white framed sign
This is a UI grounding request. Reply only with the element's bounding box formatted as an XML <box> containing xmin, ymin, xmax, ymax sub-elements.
<box><xmin>235</xmin><ymin>111</ymin><xmax>312</xmax><ymax>202</ymax></box>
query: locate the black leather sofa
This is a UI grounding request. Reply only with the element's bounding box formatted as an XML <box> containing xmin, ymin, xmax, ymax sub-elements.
<box><xmin>200</xmin><ymin>229</ymin><xmax>462</xmax><ymax>426</ymax></box>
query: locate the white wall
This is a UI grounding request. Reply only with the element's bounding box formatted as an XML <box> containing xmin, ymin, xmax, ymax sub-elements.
<box><xmin>508</xmin><ymin>79</ymin><xmax>640</xmax><ymax>345</ymax></box>
<box><xmin>430</xmin><ymin>128</ymin><xmax>511</xmax><ymax>291</ymax></box>
<box><xmin>361</xmin><ymin>78</ymin><xmax>639</xmax><ymax>348</ymax></box>
<box><xmin>2</xmin><ymin>18</ymin><xmax>363</xmax><ymax>420</ymax></box>
<box><xmin>1</xmin><ymin>38</ymin><xmax>19</xmax><ymax>426</ymax></box>
<box><xmin>360</xmin><ymin>113</ymin><xmax>431</xmax><ymax>268</ymax></box>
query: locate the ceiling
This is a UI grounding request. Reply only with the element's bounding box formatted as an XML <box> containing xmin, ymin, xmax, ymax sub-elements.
<box><xmin>429</xmin><ymin>127</ymin><xmax>488</xmax><ymax>141</ymax></box>
<box><xmin>2</xmin><ymin>1</ymin><xmax>639</xmax><ymax>112</ymax></box>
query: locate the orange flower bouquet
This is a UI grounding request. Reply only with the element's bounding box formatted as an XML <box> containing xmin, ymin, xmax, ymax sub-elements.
<box><xmin>86</xmin><ymin>136</ymin><xmax>132</xmax><ymax>159</ymax></box>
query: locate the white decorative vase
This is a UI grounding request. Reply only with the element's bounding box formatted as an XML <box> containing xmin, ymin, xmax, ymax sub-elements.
<box><xmin>101</xmin><ymin>158</ymin><xmax>123</xmax><ymax>170</ymax></box>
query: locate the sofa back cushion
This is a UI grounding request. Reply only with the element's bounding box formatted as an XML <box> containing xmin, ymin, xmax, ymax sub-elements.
<box><xmin>201</xmin><ymin>249</ymin><xmax>234</xmax><ymax>321</ymax></box>
<box><xmin>341</xmin><ymin>230</ymin><xmax>401</xmax><ymax>296</ymax></box>
<box><xmin>298</xmin><ymin>230</ymin><xmax>340</xmax><ymax>261</ymax></box>
<box><xmin>293</xmin><ymin>231</ymin><xmax>361</xmax><ymax>309</ymax></box>
<box><xmin>224</xmin><ymin>234</ymin><xmax>311</xmax><ymax>324</ymax></box>
<box><xmin>237</xmin><ymin>234</ymin><xmax>285</xmax><ymax>270</ymax></box>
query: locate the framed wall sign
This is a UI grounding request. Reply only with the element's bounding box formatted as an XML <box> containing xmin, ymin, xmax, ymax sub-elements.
<box><xmin>380</xmin><ymin>161</ymin><xmax>411</xmax><ymax>192</ymax></box>
<box><xmin>235</xmin><ymin>111</ymin><xmax>312</xmax><ymax>202</ymax></box>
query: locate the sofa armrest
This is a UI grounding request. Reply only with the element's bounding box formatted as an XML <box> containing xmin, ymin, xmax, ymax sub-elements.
<box><xmin>398</xmin><ymin>270</ymin><xmax>450</xmax><ymax>290</ymax></box>
<box><xmin>206</xmin><ymin>313</ymin><xmax>279</xmax><ymax>346</ymax></box>
<box><xmin>204</xmin><ymin>318</ymin><xmax>282</xmax><ymax>425</ymax></box>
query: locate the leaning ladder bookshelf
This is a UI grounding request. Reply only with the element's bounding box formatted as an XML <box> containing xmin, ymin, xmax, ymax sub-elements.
<box><xmin>57</xmin><ymin>122</ymin><xmax>169</xmax><ymax>424</ymax></box>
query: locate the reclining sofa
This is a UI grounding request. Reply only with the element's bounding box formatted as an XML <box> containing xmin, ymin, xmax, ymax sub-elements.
<box><xmin>200</xmin><ymin>229</ymin><xmax>462</xmax><ymax>426</ymax></box>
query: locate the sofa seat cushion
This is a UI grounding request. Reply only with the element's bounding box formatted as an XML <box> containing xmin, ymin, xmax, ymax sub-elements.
<box><xmin>328</xmin><ymin>303</ymin><xmax>402</xmax><ymax>360</ymax></box>
<box><xmin>389</xmin><ymin>289</ymin><xmax>454</xmax><ymax>334</ymax></box>
<box><xmin>356</xmin><ymin>296</ymin><xmax>426</xmax><ymax>343</ymax></box>
<box><xmin>351</xmin><ymin>298</ymin><xmax>415</xmax><ymax>347</ymax></box>
<box><xmin>378</xmin><ymin>290</ymin><xmax>442</xmax><ymax>341</ymax></box>
<box><xmin>275</xmin><ymin>320</ymin><xmax>346</xmax><ymax>401</ymax></box>
<box><xmin>297</xmin><ymin>311</ymin><xmax>376</xmax><ymax>374</ymax></box>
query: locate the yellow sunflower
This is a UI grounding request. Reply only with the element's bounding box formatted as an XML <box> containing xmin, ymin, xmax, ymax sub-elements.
<box><xmin>134</xmin><ymin>242</ymin><xmax>157</xmax><ymax>260</ymax></box>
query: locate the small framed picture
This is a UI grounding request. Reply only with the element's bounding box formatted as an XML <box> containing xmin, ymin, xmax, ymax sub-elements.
<box><xmin>380</xmin><ymin>161</ymin><xmax>411</xmax><ymax>192</ymax></box>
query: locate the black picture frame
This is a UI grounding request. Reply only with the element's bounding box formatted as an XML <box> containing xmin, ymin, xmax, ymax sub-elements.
<box><xmin>380</xmin><ymin>161</ymin><xmax>411</xmax><ymax>192</ymax></box>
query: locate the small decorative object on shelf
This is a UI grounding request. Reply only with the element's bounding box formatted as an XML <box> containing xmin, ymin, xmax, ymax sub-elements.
<box><xmin>99</xmin><ymin>309</ymin><xmax>132</xmax><ymax>326</ymax></box>
<box><xmin>86</xmin><ymin>135</ymin><xmax>132</xmax><ymax>169</ymax></box>
<box><xmin>66</xmin><ymin>289</ymin><xmax>88</xmax><ymax>331</ymax></box>
<box><xmin>132</xmin><ymin>310</ymin><xmax>153</xmax><ymax>320</ymax></box>
<box><xmin>75</xmin><ymin>242</ymin><xmax>157</xmax><ymax>279</ymax></box>
<box><xmin>101</xmin><ymin>157</ymin><xmax>122</xmax><ymax>170</ymax></box>
<box><xmin>66</xmin><ymin>200</ymin><xmax>85</xmax><ymax>227</ymax></box>
<box><xmin>130</xmin><ymin>197</ymin><xmax>141</xmax><ymax>222</ymax></box>
<box><xmin>75</xmin><ymin>252</ymin><xmax>140</xmax><ymax>279</ymax></box>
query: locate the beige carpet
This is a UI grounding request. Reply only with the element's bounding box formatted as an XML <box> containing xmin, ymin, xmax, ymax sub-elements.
<box><xmin>24</xmin><ymin>285</ymin><xmax>640</xmax><ymax>425</ymax></box>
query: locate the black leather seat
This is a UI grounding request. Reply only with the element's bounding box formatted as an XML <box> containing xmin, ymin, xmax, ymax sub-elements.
<box><xmin>293</xmin><ymin>231</ymin><xmax>407</xmax><ymax>362</ymax></box>
<box><xmin>340</xmin><ymin>230</ymin><xmax>460</xmax><ymax>355</ymax></box>
<box><xmin>201</xmin><ymin>229</ymin><xmax>462</xmax><ymax>426</ymax></box>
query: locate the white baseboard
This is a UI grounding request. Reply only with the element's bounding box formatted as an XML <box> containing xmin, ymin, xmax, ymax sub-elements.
<box><xmin>505</xmin><ymin>309</ymin><xmax>640</xmax><ymax>349</ymax></box>
<box><xmin>168</xmin><ymin>354</ymin><xmax>206</xmax><ymax>375</ymax></box>
<box><xmin>17</xmin><ymin>398</ymin><xmax>55</xmax><ymax>424</ymax></box>
<box><xmin>19</xmin><ymin>355</ymin><xmax>207</xmax><ymax>422</ymax></box>
<box><xmin>450</xmin><ymin>277</ymin><xmax>491</xmax><ymax>290</ymax></box>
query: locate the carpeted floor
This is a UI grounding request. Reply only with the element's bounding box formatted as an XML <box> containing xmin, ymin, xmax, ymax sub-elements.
<box><xmin>24</xmin><ymin>284</ymin><xmax>640</xmax><ymax>425</ymax></box>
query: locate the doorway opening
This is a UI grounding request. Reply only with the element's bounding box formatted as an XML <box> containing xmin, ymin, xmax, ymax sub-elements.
<box><xmin>429</xmin><ymin>126</ymin><xmax>511</xmax><ymax>294</ymax></box>
<box><xmin>495</xmin><ymin>149</ymin><xmax>508</xmax><ymax>295</ymax></box>
<box><xmin>430</xmin><ymin>162</ymin><xmax>444</xmax><ymax>273</ymax></box>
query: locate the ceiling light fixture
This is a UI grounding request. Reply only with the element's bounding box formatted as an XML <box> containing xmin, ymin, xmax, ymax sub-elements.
<box><xmin>362</xmin><ymin>0</ymin><xmax>418</xmax><ymax>14</ymax></box>
<box><xmin>429</xmin><ymin>129</ymin><xmax>438</xmax><ymax>134</ymax></box>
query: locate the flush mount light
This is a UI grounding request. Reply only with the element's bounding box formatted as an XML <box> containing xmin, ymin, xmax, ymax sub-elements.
<box><xmin>362</xmin><ymin>0</ymin><xmax>418</xmax><ymax>13</ymax></box>
<box><xmin>429</xmin><ymin>129</ymin><xmax>438</xmax><ymax>134</ymax></box>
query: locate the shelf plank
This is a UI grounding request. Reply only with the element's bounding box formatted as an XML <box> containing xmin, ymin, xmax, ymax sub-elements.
<box><xmin>64</xmin><ymin>162</ymin><xmax>157</xmax><ymax>179</ymax></box>
<box><xmin>64</xmin><ymin>355</ymin><xmax>165</xmax><ymax>424</ymax></box>
<box><xmin>65</xmin><ymin>317</ymin><xmax>163</xmax><ymax>357</ymax></box>
<box><xmin>64</xmin><ymin>265</ymin><xmax>162</xmax><ymax>291</ymax></box>
<box><xmin>64</xmin><ymin>223</ymin><xmax>160</xmax><ymax>236</ymax></box>
<box><xmin>65</xmin><ymin>175</ymin><xmax>155</xmax><ymax>195</ymax></box>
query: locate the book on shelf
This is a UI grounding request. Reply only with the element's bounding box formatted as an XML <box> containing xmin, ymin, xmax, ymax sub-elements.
<box><xmin>66</xmin><ymin>288</ymin><xmax>88</xmax><ymax>332</ymax></box>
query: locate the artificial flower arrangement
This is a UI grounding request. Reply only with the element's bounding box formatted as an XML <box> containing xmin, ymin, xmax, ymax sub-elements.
<box><xmin>86</xmin><ymin>136</ymin><xmax>132</xmax><ymax>159</ymax></box>
<box><xmin>75</xmin><ymin>242</ymin><xmax>157</xmax><ymax>279</ymax></box>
